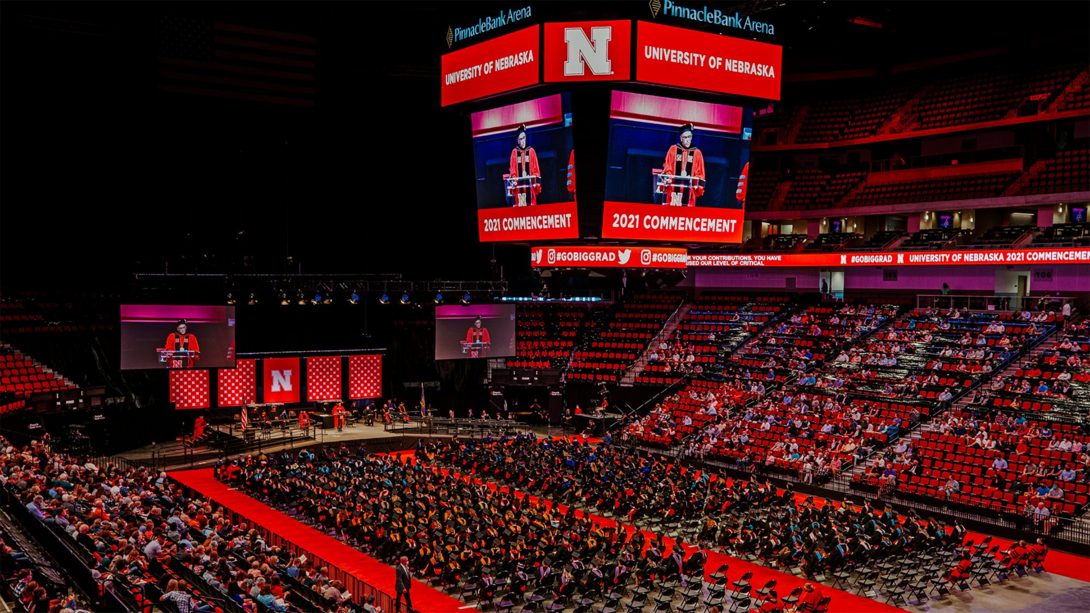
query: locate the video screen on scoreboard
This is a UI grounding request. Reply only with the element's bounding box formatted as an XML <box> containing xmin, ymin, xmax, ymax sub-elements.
<box><xmin>473</xmin><ymin>93</ymin><xmax>580</xmax><ymax>242</ymax></box>
<box><xmin>602</xmin><ymin>91</ymin><xmax>753</xmax><ymax>243</ymax></box>
<box><xmin>435</xmin><ymin>305</ymin><xmax>516</xmax><ymax>360</ymax></box>
<box><xmin>120</xmin><ymin>305</ymin><xmax>236</xmax><ymax>370</ymax></box>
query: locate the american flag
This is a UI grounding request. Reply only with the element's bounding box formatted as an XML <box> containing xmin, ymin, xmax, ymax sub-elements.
<box><xmin>169</xmin><ymin>370</ymin><xmax>210</xmax><ymax>409</ymax></box>
<box><xmin>217</xmin><ymin>359</ymin><xmax>256</xmax><ymax>407</ymax></box>
<box><xmin>307</xmin><ymin>356</ymin><xmax>342</xmax><ymax>402</ymax></box>
<box><xmin>240</xmin><ymin>405</ymin><xmax>249</xmax><ymax>431</ymax></box>
<box><xmin>348</xmin><ymin>355</ymin><xmax>382</xmax><ymax>399</ymax></box>
<box><xmin>157</xmin><ymin>17</ymin><xmax>316</xmax><ymax>107</ymax></box>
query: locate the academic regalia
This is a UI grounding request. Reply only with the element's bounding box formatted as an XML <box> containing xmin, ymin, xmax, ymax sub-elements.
<box><xmin>661</xmin><ymin>124</ymin><xmax>706</xmax><ymax>206</ymax></box>
<box><xmin>509</xmin><ymin>125</ymin><xmax>542</xmax><ymax>206</ymax></box>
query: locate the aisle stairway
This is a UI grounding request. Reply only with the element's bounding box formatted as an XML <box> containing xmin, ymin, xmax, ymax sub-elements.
<box><xmin>620</xmin><ymin>302</ymin><xmax>692</xmax><ymax>386</ymax></box>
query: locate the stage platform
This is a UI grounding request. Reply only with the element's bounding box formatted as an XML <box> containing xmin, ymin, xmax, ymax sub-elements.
<box><xmin>118</xmin><ymin>419</ymin><xmax>570</xmax><ymax>471</ymax></box>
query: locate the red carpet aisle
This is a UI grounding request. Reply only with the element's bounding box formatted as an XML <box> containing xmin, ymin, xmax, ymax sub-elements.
<box><xmin>168</xmin><ymin>468</ymin><xmax>464</xmax><ymax>613</ymax></box>
<box><xmin>793</xmin><ymin>492</ymin><xmax>1090</xmax><ymax>583</ymax></box>
<box><xmin>395</xmin><ymin>453</ymin><xmax>905</xmax><ymax>613</ymax></box>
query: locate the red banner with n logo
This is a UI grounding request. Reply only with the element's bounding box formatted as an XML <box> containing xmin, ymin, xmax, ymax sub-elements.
<box><xmin>263</xmin><ymin>357</ymin><xmax>300</xmax><ymax>403</ymax></box>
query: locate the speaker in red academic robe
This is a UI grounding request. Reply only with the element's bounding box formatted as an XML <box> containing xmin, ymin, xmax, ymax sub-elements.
<box><xmin>660</xmin><ymin>123</ymin><xmax>706</xmax><ymax>206</ymax></box>
<box><xmin>464</xmin><ymin>317</ymin><xmax>491</xmax><ymax>358</ymax></box>
<box><xmin>508</xmin><ymin>124</ymin><xmax>542</xmax><ymax>206</ymax></box>
<box><xmin>163</xmin><ymin>319</ymin><xmax>200</xmax><ymax>368</ymax></box>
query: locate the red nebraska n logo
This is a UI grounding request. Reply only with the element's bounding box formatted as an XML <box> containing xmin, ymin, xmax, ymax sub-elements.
<box><xmin>564</xmin><ymin>27</ymin><xmax>611</xmax><ymax>76</ymax></box>
<box><xmin>270</xmin><ymin>370</ymin><xmax>293</xmax><ymax>392</ymax></box>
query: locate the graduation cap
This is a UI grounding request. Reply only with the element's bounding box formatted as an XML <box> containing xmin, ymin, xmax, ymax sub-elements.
<box><xmin>516</xmin><ymin>124</ymin><xmax>528</xmax><ymax>139</ymax></box>
<box><xmin>678</xmin><ymin>123</ymin><xmax>695</xmax><ymax>136</ymax></box>
<box><xmin>176</xmin><ymin>319</ymin><xmax>188</xmax><ymax>326</ymax></box>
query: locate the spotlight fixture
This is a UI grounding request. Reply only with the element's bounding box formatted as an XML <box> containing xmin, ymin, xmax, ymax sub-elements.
<box><xmin>226</xmin><ymin>292</ymin><xmax>236</xmax><ymax>305</ymax></box>
<box><xmin>297</xmin><ymin>292</ymin><xmax>307</xmax><ymax>306</ymax></box>
<box><xmin>378</xmin><ymin>293</ymin><xmax>389</xmax><ymax>305</ymax></box>
<box><xmin>434</xmin><ymin>292</ymin><xmax>444</xmax><ymax>305</ymax></box>
<box><xmin>247</xmin><ymin>293</ymin><xmax>258</xmax><ymax>306</ymax></box>
<box><xmin>279</xmin><ymin>291</ymin><xmax>290</xmax><ymax>306</ymax></box>
<box><xmin>311</xmin><ymin>293</ymin><xmax>322</xmax><ymax>305</ymax></box>
<box><xmin>400</xmin><ymin>293</ymin><xmax>410</xmax><ymax>305</ymax></box>
<box><xmin>348</xmin><ymin>292</ymin><xmax>359</xmax><ymax>305</ymax></box>
<box><xmin>461</xmin><ymin>292</ymin><xmax>471</xmax><ymax>305</ymax></box>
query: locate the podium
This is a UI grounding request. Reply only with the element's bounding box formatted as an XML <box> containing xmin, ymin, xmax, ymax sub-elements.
<box><xmin>653</xmin><ymin>171</ymin><xmax>705</xmax><ymax>206</ymax></box>
<box><xmin>157</xmin><ymin>349</ymin><xmax>199</xmax><ymax>367</ymax></box>
<box><xmin>315</xmin><ymin>413</ymin><xmax>335</xmax><ymax>429</ymax></box>
<box><xmin>504</xmin><ymin>174</ymin><xmax>541</xmax><ymax>206</ymax></box>
<box><xmin>461</xmin><ymin>341</ymin><xmax>491</xmax><ymax>355</ymax></box>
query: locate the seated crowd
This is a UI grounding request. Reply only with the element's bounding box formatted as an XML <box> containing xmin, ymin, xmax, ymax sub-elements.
<box><xmin>430</xmin><ymin>436</ymin><xmax>1048</xmax><ymax>596</ymax></box>
<box><xmin>855</xmin><ymin>408</ymin><xmax>1090</xmax><ymax>531</ymax></box>
<box><xmin>639</xmin><ymin>294</ymin><xmax>790</xmax><ymax>384</ymax></box>
<box><xmin>977</xmin><ymin>321</ymin><xmax>1089</xmax><ymax>417</ymax></box>
<box><xmin>216</xmin><ymin>440</ymin><xmax>739</xmax><ymax>612</ymax></box>
<box><xmin>0</xmin><ymin>436</ymin><xmax>360</xmax><ymax>613</ymax></box>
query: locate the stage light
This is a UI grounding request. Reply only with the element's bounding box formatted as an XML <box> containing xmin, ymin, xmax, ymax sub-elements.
<box><xmin>311</xmin><ymin>293</ymin><xmax>322</xmax><ymax>305</ymax></box>
<box><xmin>378</xmin><ymin>293</ymin><xmax>389</xmax><ymax>305</ymax></box>
<box><xmin>279</xmin><ymin>291</ymin><xmax>289</xmax><ymax>306</ymax></box>
<box><xmin>297</xmin><ymin>292</ymin><xmax>307</xmax><ymax>305</ymax></box>
<box><xmin>434</xmin><ymin>292</ymin><xmax>443</xmax><ymax>304</ymax></box>
<box><xmin>348</xmin><ymin>293</ymin><xmax>359</xmax><ymax>305</ymax></box>
<box><xmin>461</xmin><ymin>292</ymin><xmax>471</xmax><ymax>305</ymax></box>
<box><xmin>247</xmin><ymin>293</ymin><xmax>258</xmax><ymax>306</ymax></box>
<box><xmin>226</xmin><ymin>293</ymin><xmax>236</xmax><ymax>305</ymax></box>
<box><xmin>322</xmin><ymin>295</ymin><xmax>333</xmax><ymax>305</ymax></box>
<box><xmin>400</xmin><ymin>293</ymin><xmax>410</xmax><ymax>305</ymax></box>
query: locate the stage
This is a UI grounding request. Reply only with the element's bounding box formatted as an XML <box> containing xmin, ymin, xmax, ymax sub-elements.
<box><xmin>118</xmin><ymin>418</ymin><xmax>571</xmax><ymax>470</ymax></box>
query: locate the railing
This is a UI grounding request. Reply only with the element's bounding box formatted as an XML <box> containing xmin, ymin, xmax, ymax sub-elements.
<box><xmin>837</xmin><ymin>476</ymin><xmax>1090</xmax><ymax>548</ymax></box>
<box><xmin>169</xmin><ymin>475</ymin><xmax>398</xmax><ymax>613</ymax></box>
<box><xmin>915</xmin><ymin>294</ymin><xmax>1079</xmax><ymax>312</ymax></box>
<box><xmin>614</xmin><ymin>440</ymin><xmax>1090</xmax><ymax>552</ymax></box>
<box><xmin>385</xmin><ymin>416</ymin><xmax>524</xmax><ymax>438</ymax></box>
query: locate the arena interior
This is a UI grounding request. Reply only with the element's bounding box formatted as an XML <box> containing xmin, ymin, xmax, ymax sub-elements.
<box><xmin>2</xmin><ymin>2</ymin><xmax>1089</xmax><ymax>613</ymax></box>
